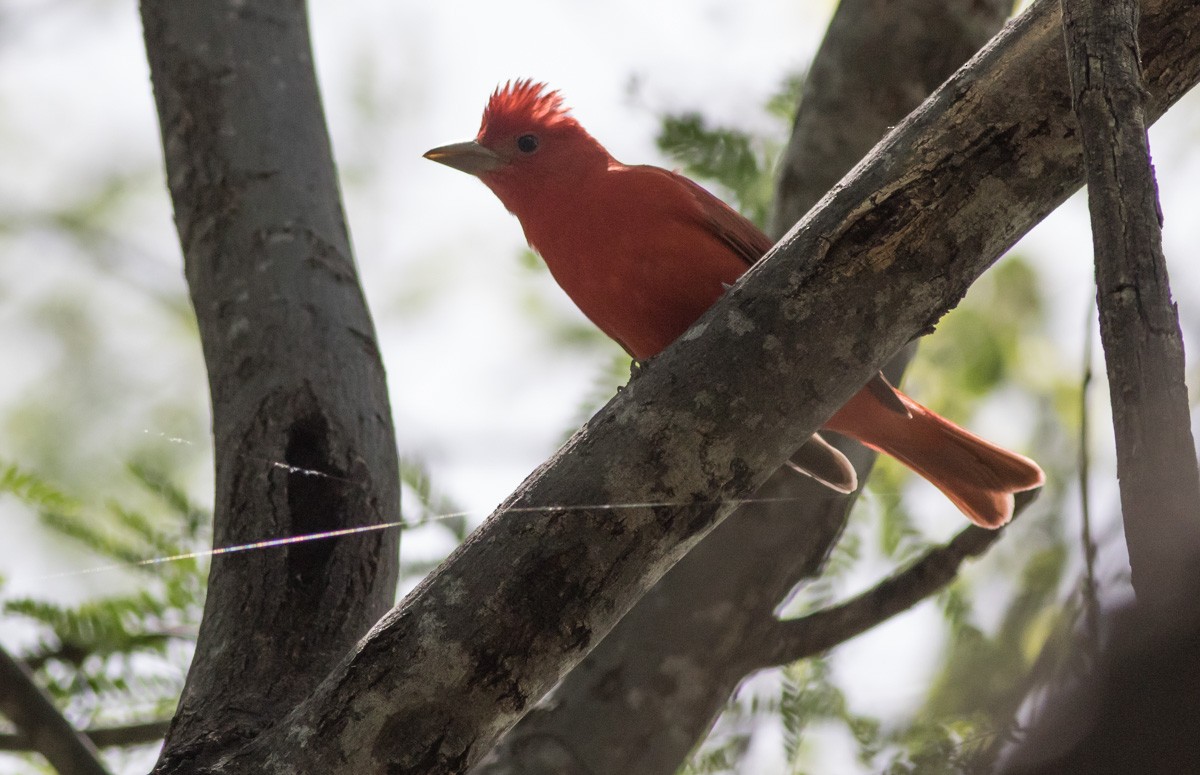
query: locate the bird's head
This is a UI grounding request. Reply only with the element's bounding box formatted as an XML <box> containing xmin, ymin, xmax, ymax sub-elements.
<box><xmin>424</xmin><ymin>80</ymin><xmax>611</xmax><ymax>203</ymax></box>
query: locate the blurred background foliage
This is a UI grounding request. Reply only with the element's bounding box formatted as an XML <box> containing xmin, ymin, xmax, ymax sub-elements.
<box><xmin>0</xmin><ymin>2</ymin><xmax>1190</xmax><ymax>774</ymax></box>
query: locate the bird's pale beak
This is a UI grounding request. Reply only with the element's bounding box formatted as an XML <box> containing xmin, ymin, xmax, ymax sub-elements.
<box><xmin>423</xmin><ymin>141</ymin><xmax>507</xmax><ymax>175</ymax></box>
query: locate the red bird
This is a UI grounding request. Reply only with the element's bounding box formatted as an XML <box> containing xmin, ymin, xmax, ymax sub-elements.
<box><xmin>425</xmin><ymin>80</ymin><xmax>1044</xmax><ymax>527</ymax></box>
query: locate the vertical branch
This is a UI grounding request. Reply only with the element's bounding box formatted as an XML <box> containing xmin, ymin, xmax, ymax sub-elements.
<box><xmin>140</xmin><ymin>1</ymin><xmax>401</xmax><ymax>771</ymax></box>
<box><xmin>1078</xmin><ymin>305</ymin><xmax>1100</xmax><ymax>636</ymax></box>
<box><xmin>1060</xmin><ymin>0</ymin><xmax>1200</xmax><ymax>614</ymax></box>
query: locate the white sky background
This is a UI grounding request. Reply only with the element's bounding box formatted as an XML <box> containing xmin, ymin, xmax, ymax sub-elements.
<box><xmin>1</xmin><ymin>0</ymin><xmax>1199</xmax><ymax>773</ymax></box>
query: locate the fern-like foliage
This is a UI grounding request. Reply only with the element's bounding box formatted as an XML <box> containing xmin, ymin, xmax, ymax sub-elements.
<box><xmin>655</xmin><ymin>75</ymin><xmax>804</xmax><ymax>230</ymax></box>
<box><xmin>1</xmin><ymin>460</ymin><xmax>207</xmax><ymax>734</ymax></box>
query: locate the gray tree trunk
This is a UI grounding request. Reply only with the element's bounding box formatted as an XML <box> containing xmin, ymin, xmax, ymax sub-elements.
<box><xmin>140</xmin><ymin>2</ymin><xmax>401</xmax><ymax>772</ymax></box>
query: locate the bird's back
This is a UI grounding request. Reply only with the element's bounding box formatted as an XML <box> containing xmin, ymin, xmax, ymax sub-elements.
<box><xmin>521</xmin><ymin>163</ymin><xmax>761</xmax><ymax>359</ymax></box>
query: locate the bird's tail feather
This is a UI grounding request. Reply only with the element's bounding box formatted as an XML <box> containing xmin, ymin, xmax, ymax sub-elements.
<box><xmin>788</xmin><ymin>434</ymin><xmax>858</xmax><ymax>494</ymax></box>
<box><xmin>825</xmin><ymin>375</ymin><xmax>1044</xmax><ymax>528</ymax></box>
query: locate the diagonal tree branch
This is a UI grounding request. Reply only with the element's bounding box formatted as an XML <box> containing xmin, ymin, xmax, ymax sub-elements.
<box><xmin>472</xmin><ymin>3</ymin><xmax>1010</xmax><ymax>774</ymax></box>
<box><xmin>1061</xmin><ymin>0</ymin><xmax>1200</xmax><ymax>615</ymax></box>
<box><xmin>0</xmin><ymin>644</ymin><xmax>110</xmax><ymax>775</ymax></box>
<box><xmin>762</xmin><ymin>527</ymin><xmax>1000</xmax><ymax>666</ymax></box>
<box><xmin>192</xmin><ymin>1</ymin><xmax>1200</xmax><ymax>772</ymax></box>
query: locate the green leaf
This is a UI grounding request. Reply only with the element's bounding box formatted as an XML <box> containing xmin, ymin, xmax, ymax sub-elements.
<box><xmin>0</xmin><ymin>460</ymin><xmax>78</xmax><ymax>513</ymax></box>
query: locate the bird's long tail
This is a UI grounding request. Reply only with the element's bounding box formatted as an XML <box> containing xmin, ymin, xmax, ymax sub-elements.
<box><xmin>824</xmin><ymin>375</ymin><xmax>1045</xmax><ymax>528</ymax></box>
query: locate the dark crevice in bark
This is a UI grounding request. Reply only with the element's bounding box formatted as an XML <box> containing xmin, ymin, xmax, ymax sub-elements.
<box><xmin>284</xmin><ymin>410</ymin><xmax>343</xmax><ymax>588</ymax></box>
<box><xmin>141</xmin><ymin>1</ymin><xmax>400</xmax><ymax>772</ymax></box>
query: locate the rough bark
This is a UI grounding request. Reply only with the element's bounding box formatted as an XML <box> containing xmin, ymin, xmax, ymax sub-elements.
<box><xmin>469</xmin><ymin>448</ymin><xmax>883</xmax><ymax>775</ymax></box>
<box><xmin>472</xmin><ymin>4</ymin><xmax>1012</xmax><ymax>774</ymax></box>
<box><xmin>0</xmin><ymin>645</ymin><xmax>110</xmax><ymax>775</ymax></box>
<box><xmin>140</xmin><ymin>1</ymin><xmax>401</xmax><ymax>772</ymax></box>
<box><xmin>183</xmin><ymin>1</ymin><xmax>1198</xmax><ymax>772</ymax></box>
<box><xmin>984</xmin><ymin>5</ymin><xmax>1200</xmax><ymax>769</ymax></box>
<box><xmin>1061</xmin><ymin>0</ymin><xmax>1200</xmax><ymax>614</ymax></box>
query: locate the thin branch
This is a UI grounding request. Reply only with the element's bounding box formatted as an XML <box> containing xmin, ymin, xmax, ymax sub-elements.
<box><xmin>0</xmin><ymin>720</ymin><xmax>170</xmax><ymax>752</ymax></box>
<box><xmin>755</xmin><ymin>493</ymin><xmax>1035</xmax><ymax>668</ymax></box>
<box><xmin>1079</xmin><ymin>302</ymin><xmax>1100</xmax><ymax>637</ymax></box>
<box><xmin>1061</xmin><ymin>0</ymin><xmax>1200</xmax><ymax>615</ymax></box>
<box><xmin>0</xmin><ymin>645</ymin><xmax>110</xmax><ymax>775</ymax></box>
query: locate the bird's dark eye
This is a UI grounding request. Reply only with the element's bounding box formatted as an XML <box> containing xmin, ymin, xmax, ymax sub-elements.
<box><xmin>516</xmin><ymin>134</ymin><xmax>539</xmax><ymax>153</ymax></box>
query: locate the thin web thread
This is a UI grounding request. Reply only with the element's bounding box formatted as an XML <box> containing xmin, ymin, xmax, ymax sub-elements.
<box><xmin>27</xmin><ymin>495</ymin><xmax>817</xmax><ymax>583</ymax></box>
<box><xmin>34</xmin><ymin>429</ymin><xmax>889</xmax><ymax>583</ymax></box>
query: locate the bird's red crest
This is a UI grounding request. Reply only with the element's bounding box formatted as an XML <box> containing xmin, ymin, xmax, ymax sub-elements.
<box><xmin>478</xmin><ymin>80</ymin><xmax>576</xmax><ymax>141</ymax></box>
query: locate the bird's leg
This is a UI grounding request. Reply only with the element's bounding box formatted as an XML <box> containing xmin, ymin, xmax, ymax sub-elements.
<box><xmin>615</xmin><ymin>358</ymin><xmax>646</xmax><ymax>392</ymax></box>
